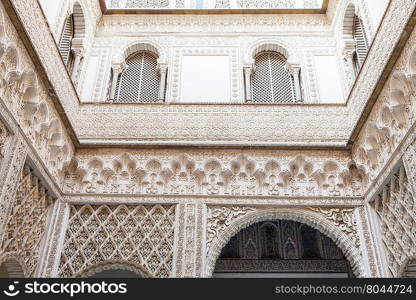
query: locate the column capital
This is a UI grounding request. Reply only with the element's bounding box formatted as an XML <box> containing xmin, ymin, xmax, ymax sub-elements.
<box><xmin>112</xmin><ymin>61</ymin><xmax>127</xmax><ymax>75</ymax></box>
<box><xmin>286</xmin><ymin>62</ymin><xmax>301</xmax><ymax>76</ymax></box>
<box><xmin>243</xmin><ymin>64</ymin><xmax>254</xmax><ymax>76</ymax></box>
<box><xmin>157</xmin><ymin>63</ymin><xmax>168</xmax><ymax>73</ymax></box>
<box><xmin>71</xmin><ymin>47</ymin><xmax>84</xmax><ymax>58</ymax></box>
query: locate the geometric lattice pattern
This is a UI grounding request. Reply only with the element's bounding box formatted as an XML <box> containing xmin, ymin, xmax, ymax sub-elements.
<box><xmin>114</xmin><ymin>51</ymin><xmax>160</xmax><ymax>103</ymax></box>
<box><xmin>0</xmin><ymin>121</ymin><xmax>10</xmax><ymax>163</ymax></box>
<box><xmin>252</xmin><ymin>51</ymin><xmax>296</xmax><ymax>104</ymax></box>
<box><xmin>0</xmin><ymin>166</ymin><xmax>54</xmax><ymax>277</ymax></box>
<box><xmin>58</xmin><ymin>204</ymin><xmax>176</xmax><ymax>278</ymax></box>
<box><xmin>372</xmin><ymin>166</ymin><xmax>416</xmax><ymax>277</ymax></box>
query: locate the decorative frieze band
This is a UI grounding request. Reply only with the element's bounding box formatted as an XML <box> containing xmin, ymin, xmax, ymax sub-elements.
<box><xmin>64</xmin><ymin>152</ymin><xmax>365</xmax><ymax>198</ymax></box>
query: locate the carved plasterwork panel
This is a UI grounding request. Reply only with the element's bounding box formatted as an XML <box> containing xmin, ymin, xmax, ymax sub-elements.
<box><xmin>352</xmin><ymin>25</ymin><xmax>416</xmax><ymax>188</ymax></box>
<box><xmin>0</xmin><ymin>121</ymin><xmax>10</xmax><ymax>166</ymax></box>
<box><xmin>206</xmin><ymin>206</ymin><xmax>256</xmax><ymax>253</ymax></box>
<box><xmin>308</xmin><ymin>207</ymin><xmax>360</xmax><ymax>248</ymax></box>
<box><xmin>0</xmin><ymin>165</ymin><xmax>54</xmax><ymax>277</ymax></box>
<box><xmin>58</xmin><ymin>204</ymin><xmax>176</xmax><ymax>278</ymax></box>
<box><xmin>0</xmin><ymin>2</ymin><xmax>74</xmax><ymax>183</ymax></box>
<box><xmin>403</xmin><ymin>140</ymin><xmax>416</xmax><ymax>195</ymax></box>
<box><xmin>3</xmin><ymin>0</ymin><xmax>414</xmax><ymax>147</ymax></box>
<box><xmin>173</xmin><ymin>203</ymin><xmax>205</xmax><ymax>277</ymax></box>
<box><xmin>371</xmin><ymin>166</ymin><xmax>416</xmax><ymax>277</ymax></box>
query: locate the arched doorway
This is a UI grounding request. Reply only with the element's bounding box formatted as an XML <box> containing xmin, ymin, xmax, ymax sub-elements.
<box><xmin>78</xmin><ymin>262</ymin><xmax>150</xmax><ymax>278</ymax></box>
<box><xmin>89</xmin><ymin>269</ymin><xmax>141</xmax><ymax>278</ymax></box>
<box><xmin>213</xmin><ymin>220</ymin><xmax>354</xmax><ymax>278</ymax></box>
<box><xmin>0</xmin><ymin>259</ymin><xmax>25</xmax><ymax>278</ymax></box>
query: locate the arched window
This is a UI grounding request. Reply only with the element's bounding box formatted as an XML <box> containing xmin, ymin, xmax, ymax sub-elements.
<box><xmin>251</xmin><ymin>51</ymin><xmax>296</xmax><ymax>104</ymax></box>
<box><xmin>81</xmin><ymin>263</ymin><xmax>147</xmax><ymax>278</ymax></box>
<box><xmin>58</xmin><ymin>15</ymin><xmax>74</xmax><ymax>68</ymax></box>
<box><xmin>114</xmin><ymin>51</ymin><xmax>160</xmax><ymax>103</ymax></box>
<box><xmin>353</xmin><ymin>15</ymin><xmax>369</xmax><ymax>70</ymax></box>
<box><xmin>57</xmin><ymin>3</ymin><xmax>86</xmax><ymax>84</ymax></box>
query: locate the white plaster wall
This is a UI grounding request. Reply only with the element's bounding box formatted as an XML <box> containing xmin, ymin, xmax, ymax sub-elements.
<box><xmin>313</xmin><ymin>55</ymin><xmax>344</xmax><ymax>104</ymax></box>
<box><xmin>81</xmin><ymin>56</ymin><xmax>100</xmax><ymax>102</ymax></box>
<box><xmin>363</xmin><ymin>0</ymin><xmax>389</xmax><ymax>31</ymax></box>
<box><xmin>180</xmin><ymin>55</ymin><xmax>231</xmax><ymax>103</ymax></box>
<box><xmin>38</xmin><ymin>0</ymin><xmax>64</xmax><ymax>29</ymax></box>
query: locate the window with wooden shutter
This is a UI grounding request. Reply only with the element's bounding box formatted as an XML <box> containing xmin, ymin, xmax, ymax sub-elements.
<box><xmin>114</xmin><ymin>51</ymin><xmax>160</xmax><ymax>103</ymax></box>
<box><xmin>404</xmin><ymin>261</ymin><xmax>416</xmax><ymax>278</ymax></box>
<box><xmin>353</xmin><ymin>15</ymin><xmax>369</xmax><ymax>68</ymax></box>
<box><xmin>251</xmin><ymin>51</ymin><xmax>296</xmax><ymax>104</ymax></box>
<box><xmin>59</xmin><ymin>15</ymin><xmax>74</xmax><ymax>67</ymax></box>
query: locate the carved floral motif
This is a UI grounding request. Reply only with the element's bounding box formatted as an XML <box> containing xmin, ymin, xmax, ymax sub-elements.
<box><xmin>206</xmin><ymin>206</ymin><xmax>255</xmax><ymax>253</ymax></box>
<box><xmin>308</xmin><ymin>207</ymin><xmax>360</xmax><ymax>248</ymax></box>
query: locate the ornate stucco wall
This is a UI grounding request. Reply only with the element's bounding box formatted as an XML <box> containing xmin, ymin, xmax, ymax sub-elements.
<box><xmin>0</xmin><ymin>0</ymin><xmax>415</xmax><ymax>278</ymax></box>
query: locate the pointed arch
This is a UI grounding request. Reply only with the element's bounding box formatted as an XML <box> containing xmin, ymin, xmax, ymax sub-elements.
<box><xmin>76</xmin><ymin>261</ymin><xmax>152</xmax><ymax>278</ymax></box>
<box><xmin>113</xmin><ymin>40</ymin><xmax>167</xmax><ymax>66</ymax></box>
<box><xmin>72</xmin><ymin>2</ymin><xmax>86</xmax><ymax>41</ymax></box>
<box><xmin>342</xmin><ymin>2</ymin><xmax>356</xmax><ymax>40</ymax></box>
<box><xmin>205</xmin><ymin>208</ymin><xmax>363</xmax><ymax>277</ymax></box>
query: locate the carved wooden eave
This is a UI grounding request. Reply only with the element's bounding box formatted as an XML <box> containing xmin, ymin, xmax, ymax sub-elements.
<box><xmin>98</xmin><ymin>0</ymin><xmax>329</xmax><ymax>14</ymax></box>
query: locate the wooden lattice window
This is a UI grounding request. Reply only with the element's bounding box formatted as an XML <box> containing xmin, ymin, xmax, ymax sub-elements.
<box><xmin>58</xmin><ymin>15</ymin><xmax>74</xmax><ymax>67</ymax></box>
<box><xmin>251</xmin><ymin>51</ymin><xmax>296</xmax><ymax>104</ymax></box>
<box><xmin>403</xmin><ymin>261</ymin><xmax>416</xmax><ymax>278</ymax></box>
<box><xmin>353</xmin><ymin>15</ymin><xmax>369</xmax><ymax>69</ymax></box>
<box><xmin>114</xmin><ymin>51</ymin><xmax>160</xmax><ymax>103</ymax></box>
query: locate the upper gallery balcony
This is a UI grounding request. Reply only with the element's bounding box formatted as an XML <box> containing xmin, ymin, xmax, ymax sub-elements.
<box><xmin>104</xmin><ymin>0</ymin><xmax>325</xmax><ymax>11</ymax></box>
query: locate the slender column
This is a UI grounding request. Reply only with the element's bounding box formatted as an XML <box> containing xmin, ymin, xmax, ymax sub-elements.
<box><xmin>287</xmin><ymin>63</ymin><xmax>302</xmax><ymax>103</ymax></box>
<box><xmin>109</xmin><ymin>62</ymin><xmax>126</xmax><ymax>102</ymax></box>
<box><xmin>342</xmin><ymin>39</ymin><xmax>357</xmax><ymax>90</ymax></box>
<box><xmin>355</xmin><ymin>205</ymin><xmax>383</xmax><ymax>277</ymax></box>
<box><xmin>0</xmin><ymin>137</ymin><xmax>26</xmax><ymax>244</ymax></box>
<box><xmin>36</xmin><ymin>200</ymin><xmax>70</xmax><ymax>277</ymax></box>
<box><xmin>172</xmin><ymin>202</ymin><xmax>205</xmax><ymax>278</ymax></box>
<box><xmin>243</xmin><ymin>65</ymin><xmax>253</xmax><ymax>103</ymax></box>
<box><xmin>158</xmin><ymin>64</ymin><xmax>168</xmax><ymax>102</ymax></box>
<box><xmin>70</xmin><ymin>48</ymin><xmax>84</xmax><ymax>84</ymax></box>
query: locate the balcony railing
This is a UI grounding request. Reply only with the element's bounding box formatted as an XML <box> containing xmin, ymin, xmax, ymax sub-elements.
<box><xmin>105</xmin><ymin>0</ymin><xmax>324</xmax><ymax>10</ymax></box>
